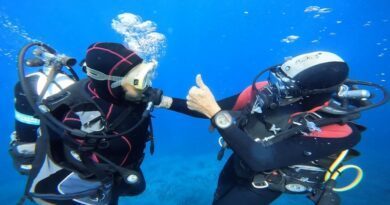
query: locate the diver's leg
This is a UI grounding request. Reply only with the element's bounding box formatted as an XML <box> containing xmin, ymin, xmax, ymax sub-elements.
<box><xmin>213</xmin><ymin>156</ymin><xmax>237</xmax><ymax>202</ymax></box>
<box><xmin>212</xmin><ymin>156</ymin><xmax>281</xmax><ymax>205</ymax></box>
<box><xmin>213</xmin><ymin>185</ymin><xmax>281</xmax><ymax>205</ymax></box>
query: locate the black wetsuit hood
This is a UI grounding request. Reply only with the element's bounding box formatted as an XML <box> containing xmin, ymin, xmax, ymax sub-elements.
<box><xmin>85</xmin><ymin>42</ymin><xmax>143</xmax><ymax>103</ymax></box>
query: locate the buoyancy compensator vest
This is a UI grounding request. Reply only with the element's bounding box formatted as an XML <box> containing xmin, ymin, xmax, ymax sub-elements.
<box><xmin>21</xmin><ymin>79</ymin><xmax>153</xmax><ymax>204</ymax></box>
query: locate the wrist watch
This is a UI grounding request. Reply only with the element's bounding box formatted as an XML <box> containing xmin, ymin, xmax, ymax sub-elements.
<box><xmin>212</xmin><ymin>110</ymin><xmax>233</xmax><ymax>129</ymax></box>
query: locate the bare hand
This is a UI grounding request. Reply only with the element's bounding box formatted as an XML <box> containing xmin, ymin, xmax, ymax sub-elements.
<box><xmin>187</xmin><ymin>74</ymin><xmax>221</xmax><ymax>118</ymax></box>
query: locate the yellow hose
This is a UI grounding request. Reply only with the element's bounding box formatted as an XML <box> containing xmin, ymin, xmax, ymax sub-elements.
<box><xmin>330</xmin><ymin>165</ymin><xmax>363</xmax><ymax>192</ymax></box>
<box><xmin>324</xmin><ymin>150</ymin><xmax>349</xmax><ymax>181</ymax></box>
<box><xmin>324</xmin><ymin>149</ymin><xmax>364</xmax><ymax>192</ymax></box>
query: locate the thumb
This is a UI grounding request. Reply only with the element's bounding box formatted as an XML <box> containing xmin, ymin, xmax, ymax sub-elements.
<box><xmin>196</xmin><ymin>74</ymin><xmax>207</xmax><ymax>89</ymax></box>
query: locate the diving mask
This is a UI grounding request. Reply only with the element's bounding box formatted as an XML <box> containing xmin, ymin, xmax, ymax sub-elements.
<box><xmin>121</xmin><ymin>60</ymin><xmax>157</xmax><ymax>90</ymax></box>
<box><xmin>85</xmin><ymin>60</ymin><xmax>157</xmax><ymax>90</ymax></box>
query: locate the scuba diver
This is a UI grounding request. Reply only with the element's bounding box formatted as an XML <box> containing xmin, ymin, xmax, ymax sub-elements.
<box><xmin>9</xmin><ymin>42</ymin><xmax>189</xmax><ymax>205</ymax></box>
<box><xmin>181</xmin><ymin>51</ymin><xmax>389</xmax><ymax>205</ymax></box>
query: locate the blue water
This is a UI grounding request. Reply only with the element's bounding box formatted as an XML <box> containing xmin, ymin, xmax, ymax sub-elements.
<box><xmin>0</xmin><ymin>0</ymin><xmax>389</xmax><ymax>204</ymax></box>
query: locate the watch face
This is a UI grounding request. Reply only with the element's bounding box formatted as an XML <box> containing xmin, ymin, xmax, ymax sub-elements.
<box><xmin>215</xmin><ymin>111</ymin><xmax>232</xmax><ymax>129</ymax></box>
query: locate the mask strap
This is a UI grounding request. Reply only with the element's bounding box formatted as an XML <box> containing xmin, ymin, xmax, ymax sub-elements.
<box><xmin>85</xmin><ymin>64</ymin><xmax>124</xmax><ymax>88</ymax></box>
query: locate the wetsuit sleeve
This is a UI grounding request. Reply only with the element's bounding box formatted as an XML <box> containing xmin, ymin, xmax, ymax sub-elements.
<box><xmin>168</xmin><ymin>94</ymin><xmax>240</xmax><ymax>118</ymax></box>
<box><xmin>216</xmin><ymin>123</ymin><xmax>361</xmax><ymax>172</ymax></box>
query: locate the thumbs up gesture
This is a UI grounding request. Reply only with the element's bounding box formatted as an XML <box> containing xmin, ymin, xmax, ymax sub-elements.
<box><xmin>187</xmin><ymin>74</ymin><xmax>221</xmax><ymax>118</ymax></box>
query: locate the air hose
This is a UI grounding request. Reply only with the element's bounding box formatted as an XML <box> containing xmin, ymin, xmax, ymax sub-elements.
<box><xmin>324</xmin><ymin>149</ymin><xmax>364</xmax><ymax>192</ymax></box>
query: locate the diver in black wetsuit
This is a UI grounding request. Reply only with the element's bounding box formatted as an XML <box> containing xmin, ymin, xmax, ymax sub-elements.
<box><xmin>12</xmin><ymin>42</ymin><xmax>195</xmax><ymax>205</ymax></box>
<box><xmin>29</xmin><ymin>42</ymin><xmax>159</xmax><ymax>205</ymax></box>
<box><xmin>170</xmin><ymin>51</ymin><xmax>387</xmax><ymax>205</ymax></box>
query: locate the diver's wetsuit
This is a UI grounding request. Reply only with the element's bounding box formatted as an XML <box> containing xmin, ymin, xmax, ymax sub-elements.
<box><xmin>169</xmin><ymin>90</ymin><xmax>362</xmax><ymax>205</ymax></box>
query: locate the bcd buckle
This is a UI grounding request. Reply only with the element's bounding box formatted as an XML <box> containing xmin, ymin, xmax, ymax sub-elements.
<box><xmin>252</xmin><ymin>174</ymin><xmax>269</xmax><ymax>189</ymax></box>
